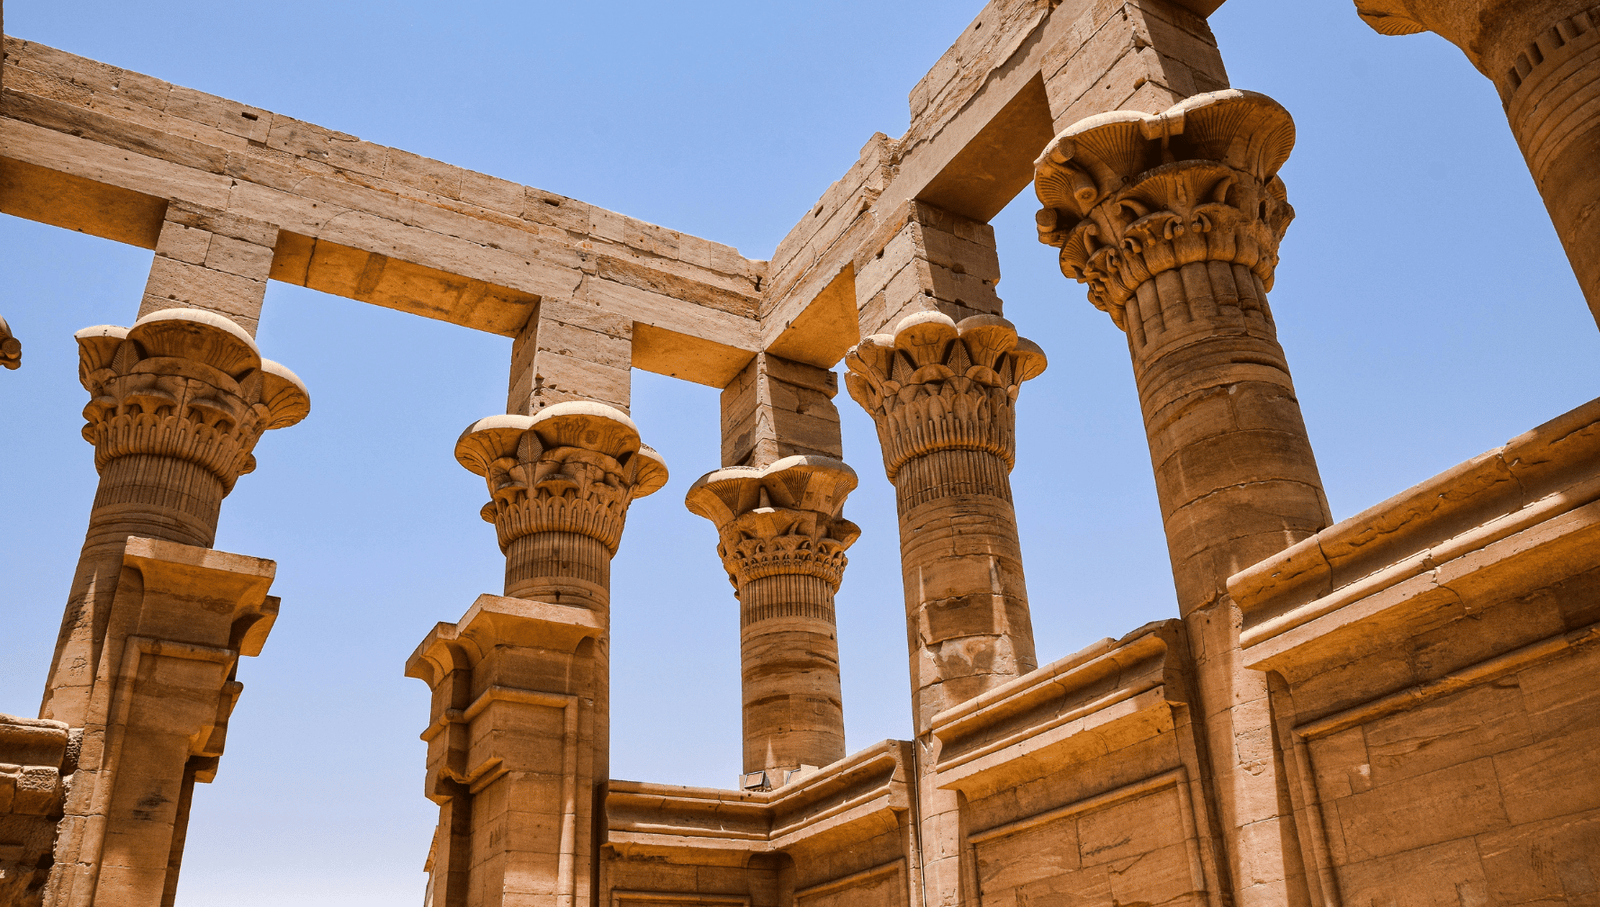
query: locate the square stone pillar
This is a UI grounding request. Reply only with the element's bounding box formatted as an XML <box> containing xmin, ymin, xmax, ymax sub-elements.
<box><xmin>139</xmin><ymin>201</ymin><xmax>278</xmax><ymax>337</ymax></box>
<box><xmin>508</xmin><ymin>298</ymin><xmax>634</xmax><ymax>415</ymax></box>
<box><xmin>1040</xmin><ymin>0</ymin><xmax>1229</xmax><ymax>131</ymax></box>
<box><xmin>854</xmin><ymin>201</ymin><xmax>1002</xmax><ymax>337</ymax></box>
<box><xmin>47</xmin><ymin>537</ymin><xmax>279</xmax><ymax>907</ymax></box>
<box><xmin>407</xmin><ymin>594</ymin><xmax>605</xmax><ymax>907</ymax></box>
<box><xmin>719</xmin><ymin>353</ymin><xmax>842</xmax><ymax>469</ymax></box>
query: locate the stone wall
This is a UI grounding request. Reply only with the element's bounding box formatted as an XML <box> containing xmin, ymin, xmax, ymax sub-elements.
<box><xmin>4</xmin><ymin>0</ymin><xmax>1599</xmax><ymax>904</ymax></box>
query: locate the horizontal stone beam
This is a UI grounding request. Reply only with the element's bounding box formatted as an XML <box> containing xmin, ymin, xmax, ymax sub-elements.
<box><xmin>760</xmin><ymin>0</ymin><xmax>1231</xmax><ymax>365</ymax></box>
<box><xmin>0</xmin><ymin>37</ymin><xmax>764</xmax><ymax>382</ymax></box>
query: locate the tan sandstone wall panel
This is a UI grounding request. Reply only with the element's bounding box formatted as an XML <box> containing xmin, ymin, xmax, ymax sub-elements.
<box><xmin>795</xmin><ymin>862</ymin><xmax>905</xmax><ymax>907</ymax></box>
<box><xmin>973</xmin><ymin>782</ymin><xmax>1206</xmax><ymax>907</ymax></box>
<box><xmin>1299</xmin><ymin>641</ymin><xmax>1600</xmax><ymax>906</ymax></box>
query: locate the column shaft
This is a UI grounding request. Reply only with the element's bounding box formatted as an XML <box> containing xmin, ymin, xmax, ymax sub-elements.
<box><xmin>1036</xmin><ymin>90</ymin><xmax>1330</xmax><ymax>907</ymax></box>
<box><xmin>739</xmin><ymin>573</ymin><xmax>844</xmax><ymax>777</ymax></box>
<box><xmin>687</xmin><ymin>456</ymin><xmax>858</xmax><ymax>782</ymax></box>
<box><xmin>846</xmin><ymin>313</ymin><xmax>1046</xmax><ymax>735</ymax></box>
<box><xmin>894</xmin><ymin>450</ymin><xmax>1033</xmax><ymax>732</ymax></box>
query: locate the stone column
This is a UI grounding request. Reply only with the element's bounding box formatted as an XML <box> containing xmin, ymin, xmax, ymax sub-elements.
<box><xmin>34</xmin><ymin>309</ymin><xmax>305</xmax><ymax>907</ymax></box>
<box><xmin>685</xmin><ymin>456</ymin><xmax>859</xmax><ymax>784</ymax></box>
<box><xmin>1035</xmin><ymin>89</ymin><xmax>1331</xmax><ymax>907</ymax></box>
<box><xmin>41</xmin><ymin>309</ymin><xmax>308</xmax><ymax>727</ymax></box>
<box><xmin>0</xmin><ymin>314</ymin><xmax>19</xmax><ymax>370</ymax></box>
<box><xmin>423</xmin><ymin>401</ymin><xmax>665</xmax><ymax>907</ymax></box>
<box><xmin>845</xmin><ymin>312</ymin><xmax>1046</xmax><ymax>907</ymax></box>
<box><xmin>845</xmin><ymin>312</ymin><xmax>1046</xmax><ymax>733</ymax></box>
<box><xmin>1354</xmin><ymin>0</ymin><xmax>1600</xmax><ymax>327</ymax></box>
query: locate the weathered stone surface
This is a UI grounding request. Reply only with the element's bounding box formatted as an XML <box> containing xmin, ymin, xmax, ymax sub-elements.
<box><xmin>6</xmin><ymin>1</ymin><xmax>1600</xmax><ymax>906</ymax></box>
<box><xmin>687</xmin><ymin>456</ymin><xmax>860</xmax><ymax>780</ymax></box>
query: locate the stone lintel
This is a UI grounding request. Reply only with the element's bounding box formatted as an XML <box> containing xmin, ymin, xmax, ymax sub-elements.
<box><xmin>139</xmin><ymin>201</ymin><xmax>279</xmax><ymax>337</ymax></box>
<box><xmin>0</xmin><ymin>36</ymin><xmax>764</xmax><ymax>385</ymax></box>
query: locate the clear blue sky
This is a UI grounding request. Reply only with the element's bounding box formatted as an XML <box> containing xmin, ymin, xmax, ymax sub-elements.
<box><xmin>2</xmin><ymin>2</ymin><xmax>1595</xmax><ymax>904</ymax></box>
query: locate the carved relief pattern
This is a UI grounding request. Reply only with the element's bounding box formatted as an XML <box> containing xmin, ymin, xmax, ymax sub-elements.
<box><xmin>1034</xmin><ymin>90</ymin><xmax>1297</xmax><ymax>331</ymax></box>
<box><xmin>0</xmin><ymin>315</ymin><xmax>19</xmax><ymax>371</ymax></box>
<box><xmin>844</xmin><ymin>312</ymin><xmax>1046</xmax><ymax>481</ymax></box>
<box><xmin>0</xmin><ymin>716</ymin><xmax>75</xmax><ymax>907</ymax></box>
<box><xmin>456</xmin><ymin>403</ymin><xmax>668</xmax><ymax>555</ymax></box>
<box><xmin>75</xmin><ymin>310</ymin><xmax>310</xmax><ymax>490</ymax></box>
<box><xmin>686</xmin><ymin>456</ymin><xmax>860</xmax><ymax>591</ymax></box>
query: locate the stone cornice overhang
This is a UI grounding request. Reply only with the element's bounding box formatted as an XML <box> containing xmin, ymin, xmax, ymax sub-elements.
<box><xmin>605</xmin><ymin>739</ymin><xmax>911</xmax><ymax>860</ymax></box>
<box><xmin>1234</xmin><ymin>394</ymin><xmax>1600</xmax><ymax>718</ymax></box>
<box><xmin>927</xmin><ymin>620</ymin><xmax>1192</xmax><ymax>801</ymax></box>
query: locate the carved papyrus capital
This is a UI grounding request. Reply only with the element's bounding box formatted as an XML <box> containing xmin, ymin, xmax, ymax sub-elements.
<box><xmin>844</xmin><ymin>312</ymin><xmax>1046</xmax><ymax>481</ymax></box>
<box><xmin>0</xmin><ymin>315</ymin><xmax>19</xmax><ymax>370</ymax></box>
<box><xmin>455</xmin><ymin>401</ymin><xmax>668</xmax><ymax>555</ymax></box>
<box><xmin>1034</xmin><ymin>90</ymin><xmax>1296</xmax><ymax>331</ymax></box>
<box><xmin>686</xmin><ymin>455</ymin><xmax>860</xmax><ymax>589</ymax></box>
<box><xmin>75</xmin><ymin>309</ymin><xmax>310</xmax><ymax>491</ymax></box>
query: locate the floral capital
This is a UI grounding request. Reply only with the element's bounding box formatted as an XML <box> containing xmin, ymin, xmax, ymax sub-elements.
<box><xmin>1034</xmin><ymin>90</ymin><xmax>1296</xmax><ymax>330</ymax></box>
<box><xmin>456</xmin><ymin>402</ymin><xmax>668</xmax><ymax>555</ymax></box>
<box><xmin>686</xmin><ymin>455</ymin><xmax>860</xmax><ymax>589</ymax></box>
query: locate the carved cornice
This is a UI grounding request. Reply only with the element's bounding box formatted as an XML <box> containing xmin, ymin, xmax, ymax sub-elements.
<box><xmin>686</xmin><ymin>455</ymin><xmax>860</xmax><ymax>589</ymax></box>
<box><xmin>74</xmin><ymin>310</ymin><xmax>310</xmax><ymax>491</ymax></box>
<box><xmin>844</xmin><ymin>312</ymin><xmax>1045</xmax><ymax>481</ymax></box>
<box><xmin>456</xmin><ymin>402</ymin><xmax>668</xmax><ymax>555</ymax></box>
<box><xmin>0</xmin><ymin>315</ymin><xmax>19</xmax><ymax>371</ymax></box>
<box><xmin>1034</xmin><ymin>90</ymin><xmax>1296</xmax><ymax>331</ymax></box>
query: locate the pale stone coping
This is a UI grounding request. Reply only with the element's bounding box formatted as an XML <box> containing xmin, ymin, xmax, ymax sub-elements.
<box><xmin>684</xmin><ymin>454</ymin><xmax>857</xmax><ymax>523</ymax></box>
<box><xmin>928</xmin><ymin>619</ymin><xmax>1179</xmax><ymax>746</ymax></box>
<box><xmin>406</xmin><ymin>593</ymin><xmax>605</xmax><ymax>686</ymax></box>
<box><xmin>121</xmin><ymin>535</ymin><xmax>278</xmax><ymax>656</ymax></box>
<box><xmin>76</xmin><ymin>308</ymin><xmax>311</xmax><ymax>429</ymax></box>
<box><xmin>606</xmin><ymin>739</ymin><xmax>908</xmax><ymax>852</ymax></box>
<box><xmin>1232</xmin><ymin>395</ymin><xmax>1600</xmax><ymax>656</ymax></box>
<box><xmin>454</xmin><ymin>401</ymin><xmax>668</xmax><ymax>499</ymax></box>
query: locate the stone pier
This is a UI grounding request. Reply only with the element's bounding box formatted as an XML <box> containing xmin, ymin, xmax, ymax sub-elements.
<box><xmin>410</xmin><ymin>402</ymin><xmax>666</xmax><ymax>907</ymax></box>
